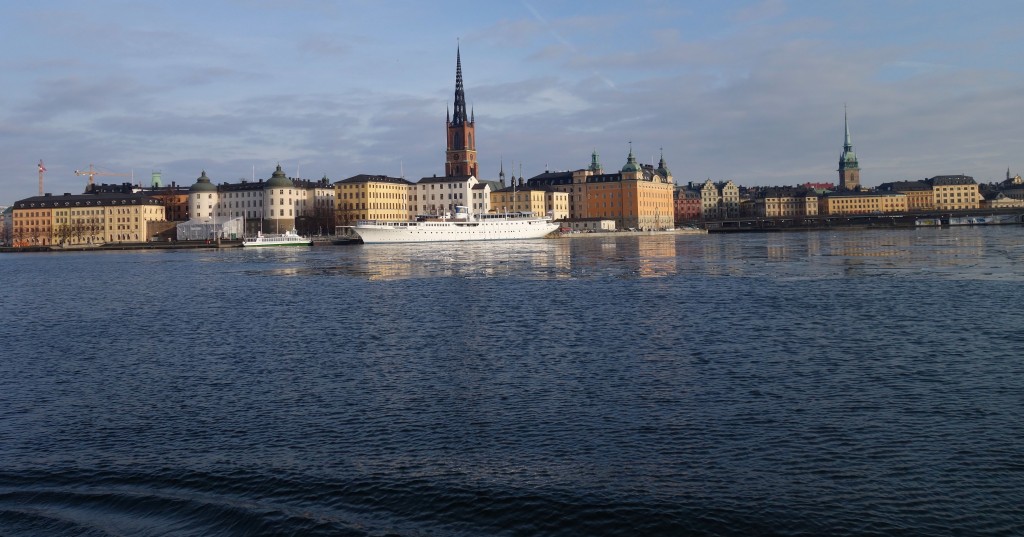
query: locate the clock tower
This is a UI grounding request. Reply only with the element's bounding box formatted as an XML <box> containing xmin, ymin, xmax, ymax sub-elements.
<box><xmin>445</xmin><ymin>46</ymin><xmax>478</xmax><ymax>177</ymax></box>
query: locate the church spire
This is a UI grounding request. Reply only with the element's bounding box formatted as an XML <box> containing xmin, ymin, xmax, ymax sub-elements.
<box><xmin>452</xmin><ymin>44</ymin><xmax>468</xmax><ymax>126</ymax></box>
<box><xmin>838</xmin><ymin>106</ymin><xmax>861</xmax><ymax>190</ymax></box>
<box><xmin>843</xmin><ymin>104</ymin><xmax>853</xmax><ymax>151</ymax></box>
<box><xmin>445</xmin><ymin>44</ymin><xmax>478</xmax><ymax>177</ymax></box>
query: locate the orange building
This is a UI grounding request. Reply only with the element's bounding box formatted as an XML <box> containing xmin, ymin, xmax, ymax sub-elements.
<box><xmin>527</xmin><ymin>148</ymin><xmax>675</xmax><ymax>230</ymax></box>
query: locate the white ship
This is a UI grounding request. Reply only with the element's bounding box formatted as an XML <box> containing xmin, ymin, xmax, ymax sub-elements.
<box><xmin>354</xmin><ymin>206</ymin><xmax>559</xmax><ymax>244</ymax></box>
<box><xmin>242</xmin><ymin>229</ymin><xmax>312</xmax><ymax>247</ymax></box>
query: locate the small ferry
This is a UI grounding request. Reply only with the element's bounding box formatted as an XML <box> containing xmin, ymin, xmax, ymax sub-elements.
<box><xmin>354</xmin><ymin>206</ymin><xmax>559</xmax><ymax>244</ymax></box>
<box><xmin>242</xmin><ymin>229</ymin><xmax>312</xmax><ymax>247</ymax></box>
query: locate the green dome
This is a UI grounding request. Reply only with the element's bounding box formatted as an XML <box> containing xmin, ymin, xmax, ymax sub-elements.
<box><xmin>266</xmin><ymin>164</ymin><xmax>293</xmax><ymax>188</ymax></box>
<box><xmin>189</xmin><ymin>170</ymin><xmax>217</xmax><ymax>192</ymax></box>
<box><xmin>621</xmin><ymin>147</ymin><xmax>641</xmax><ymax>173</ymax></box>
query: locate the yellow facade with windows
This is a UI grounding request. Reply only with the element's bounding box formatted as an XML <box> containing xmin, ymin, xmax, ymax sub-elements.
<box><xmin>757</xmin><ymin>193</ymin><xmax>819</xmax><ymax>217</ymax></box>
<box><xmin>819</xmin><ymin>192</ymin><xmax>908</xmax><ymax>215</ymax></box>
<box><xmin>335</xmin><ymin>175</ymin><xmax>413</xmax><ymax>226</ymax></box>
<box><xmin>12</xmin><ymin>192</ymin><xmax>166</xmax><ymax>246</ymax></box>
<box><xmin>11</xmin><ymin>206</ymin><xmax>54</xmax><ymax>246</ymax></box>
<box><xmin>490</xmin><ymin>188</ymin><xmax>567</xmax><ymax>219</ymax></box>
<box><xmin>931</xmin><ymin>176</ymin><xmax>980</xmax><ymax>211</ymax></box>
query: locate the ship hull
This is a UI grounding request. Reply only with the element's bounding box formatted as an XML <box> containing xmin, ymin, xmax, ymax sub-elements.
<box><xmin>354</xmin><ymin>219</ymin><xmax>558</xmax><ymax>244</ymax></box>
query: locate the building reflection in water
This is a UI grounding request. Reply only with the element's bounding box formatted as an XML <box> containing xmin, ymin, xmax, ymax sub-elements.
<box><xmin>238</xmin><ymin>227</ymin><xmax>1019</xmax><ymax>282</ymax></box>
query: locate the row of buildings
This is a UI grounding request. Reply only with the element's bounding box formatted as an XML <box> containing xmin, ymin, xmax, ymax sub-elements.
<box><xmin>4</xmin><ymin>49</ymin><xmax>1021</xmax><ymax>247</ymax></box>
<box><xmin>3</xmin><ymin>48</ymin><xmax>674</xmax><ymax>247</ymax></box>
<box><xmin>670</xmin><ymin>113</ymin><xmax>1024</xmax><ymax>223</ymax></box>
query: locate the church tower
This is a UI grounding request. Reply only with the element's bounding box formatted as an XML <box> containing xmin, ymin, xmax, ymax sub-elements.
<box><xmin>838</xmin><ymin>107</ymin><xmax>860</xmax><ymax>190</ymax></box>
<box><xmin>445</xmin><ymin>46</ymin><xmax>478</xmax><ymax>177</ymax></box>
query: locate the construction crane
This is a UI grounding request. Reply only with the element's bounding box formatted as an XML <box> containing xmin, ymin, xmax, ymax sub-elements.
<box><xmin>74</xmin><ymin>163</ymin><xmax>132</xmax><ymax>189</ymax></box>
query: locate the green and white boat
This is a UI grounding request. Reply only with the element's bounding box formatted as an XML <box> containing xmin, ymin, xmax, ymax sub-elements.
<box><xmin>242</xmin><ymin>229</ymin><xmax>312</xmax><ymax>247</ymax></box>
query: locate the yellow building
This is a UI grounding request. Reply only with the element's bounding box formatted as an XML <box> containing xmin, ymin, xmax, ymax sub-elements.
<box><xmin>11</xmin><ymin>203</ymin><xmax>53</xmax><ymax>246</ymax></box>
<box><xmin>696</xmin><ymin>179</ymin><xmax>741</xmax><ymax>220</ymax></box>
<box><xmin>490</xmin><ymin>182</ymin><xmax>569</xmax><ymax>220</ymax></box>
<box><xmin>755</xmin><ymin>188</ymin><xmax>819</xmax><ymax>217</ymax></box>
<box><xmin>877</xmin><ymin>180</ymin><xmax>934</xmax><ymax>211</ymax></box>
<box><xmin>930</xmin><ymin>175</ymin><xmax>980</xmax><ymax>211</ymax></box>
<box><xmin>983</xmin><ymin>192</ymin><xmax>1024</xmax><ymax>209</ymax></box>
<box><xmin>334</xmin><ymin>174</ymin><xmax>413</xmax><ymax>226</ymax></box>
<box><xmin>819</xmin><ymin>191</ymin><xmax>908</xmax><ymax>215</ymax></box>
<box><xmin>12</xmin><ymin>189</ymin><xmax>167</xmax><ymax>246</ymax></box>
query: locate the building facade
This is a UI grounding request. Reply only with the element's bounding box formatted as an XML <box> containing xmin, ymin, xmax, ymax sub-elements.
<box><xmin>755</xmin><ymin>188</ymin><xmax>819</xmax><ymax>217</ymax></box>
<box><xmin>526</xmin><ymin>149</ymin><xmax>675</xmax><ymax>230</ymax></box>
<box><xmin>414</xmin><ymin>175</ymin><xmax>491</xmax><ymax>217</ymax></box>
<box><xmin>11</xmin><ymin>187</ymin><xmax>166</xmax><ymax>246</ymax></box>
<box><xmin>490</xmin><ymin>180</ymin><xmax>569</xmax><ymax>220</ymax></box>
<box><xmin>187</xmin><ymin>166</ymin><xmax>334</xmax><ymax>235</ymax></box>
<box><xmin>335</xmin><ymin>174</ymin><xmax>413</xmax><ymax>226</ymax></box>
<box><xmin>673</xmin><ymin>186</ymin><xmax>701</xmax><ymax>223</ymax></box>
<box><xmin>877</xmin><ymin>180</ymin><xmax>934</xmax><ymax>211</ymax></box>
<box><xmin>929</xmin><ymin>175</ymin><xmax>980</xmax><ymax>211</ymax></box>
<box><xmin>697</xmin><ymin>179</ymin><xmax>740</xmax><ymax>220</ymax></box>
<box><xmin>818</xmin><ymin>191</ymin><xmax>908</xmax><ymax>215</ymax></box>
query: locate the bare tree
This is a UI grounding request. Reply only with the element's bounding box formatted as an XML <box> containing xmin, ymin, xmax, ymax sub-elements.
<box><xmin>56</xmin><ymin>223</ymin><xmax>73</xmax><ymax>246</ymax></box>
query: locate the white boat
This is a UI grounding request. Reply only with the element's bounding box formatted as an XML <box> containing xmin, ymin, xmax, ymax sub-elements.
<box><xmin>354</xmin><ymin>206</ymin><xmax>559</xmax><ymax>244</ymax></box>
<box><xmin>242</xmin><ymin>229</ymin><xmax>312</xmax><ymax>247</ymax></box>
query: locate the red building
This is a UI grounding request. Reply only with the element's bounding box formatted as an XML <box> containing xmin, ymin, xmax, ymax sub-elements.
<box><xmin>674</xmin><ymin>187</ymin><xmax>701</xmax><ymax>224</ymax></box>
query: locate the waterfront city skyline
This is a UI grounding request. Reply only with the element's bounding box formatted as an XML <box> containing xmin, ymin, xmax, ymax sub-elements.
<box><xmin>3</xmin><ymin>1</ymin><xmax>1024</xmax><ymax>203</ymax></box>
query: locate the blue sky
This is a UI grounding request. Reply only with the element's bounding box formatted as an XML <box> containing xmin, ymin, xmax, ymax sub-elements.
<box><xmin>3</xmin><ymin>0</ymin><xmax>1024</xmax><ymax>203</ymax></box>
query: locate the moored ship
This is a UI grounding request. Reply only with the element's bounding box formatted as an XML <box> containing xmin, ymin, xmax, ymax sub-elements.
<box><xmin>354</xmin><ymin>206</ymin><xmax>558</xmax><ymax>244</ymax></box>
<box><xmin>242</xmin><ymin>229</ymin><xmax>312</xmax><ymax>247</ymax></box>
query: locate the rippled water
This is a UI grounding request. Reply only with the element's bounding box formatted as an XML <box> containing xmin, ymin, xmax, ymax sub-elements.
<box><xmin>1</xmin><ymin>227</ymin><xmax>1023</xmax><ymax>536</ymax></box>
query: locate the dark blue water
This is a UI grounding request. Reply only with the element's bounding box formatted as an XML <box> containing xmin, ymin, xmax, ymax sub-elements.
<box><xmin>2</xmin><ymin>227</ymin><xmax>1023</xmax><ymax>536</ymax></box>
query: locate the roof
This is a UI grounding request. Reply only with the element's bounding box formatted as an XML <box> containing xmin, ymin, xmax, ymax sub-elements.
<box><xmin>492</xmin><ymin>184</ymin><xmax>560</xmax><ymax>194</ymax></box>
<box><xmin>822</xmin><ymin>190</ymin><xmax>906</xmax><ymax>199</ymax></box>
<box><xmin>930</xmin><ymin>175</ymin><xmax>976</xmax><ymax>186</ymax></box>
<box><xmin>527</xmin><ymin>171</ymin><xmax>574</xmax><ymax>186</ymax></box>
<box><xmin>190</xmin><ymin>171</ymin><xmax>217</xmax><ymax>192</ymax></box>
<box><xmin>878</xmin><ymin>180</ymin><xmax>931</xmax><ymax>192</ymax></box>
<box><xmin>757</xmin><ymin>187</ymin><xmax>818</xmax><ymax>199</ymax></box>
<box><xmin>336</xmin><ymin>174</ymin><xmax>412</xmax><ymax>185</ymax></box>
<box><xmin>266</xmin><ymin>164</ymin><xmax>293</xmax><ymax>188</ymax></box>
<box><xmin>417</xmin><ymin>175</ymin><xmax>474</xmax><ymax>184</ymax></box>
<box><xmin>14</xmin><ymin>191</ymin><xmax>163</xmax><ymax>209</ymax></box>
<box><xmin>218</xmin><ymin>180</ymin><xmax>266</xmax><ymax>192</ymax></box>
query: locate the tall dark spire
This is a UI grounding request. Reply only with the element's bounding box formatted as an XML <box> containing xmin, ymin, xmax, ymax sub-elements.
<box><xmin>452</xmin><ymin>45</ymin><xmax>469</xmax><ymax>126</ymax></box>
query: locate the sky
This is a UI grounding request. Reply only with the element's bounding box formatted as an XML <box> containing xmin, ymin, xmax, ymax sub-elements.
<box><xmin>3</xmin><ymin>0</ymin><xmax>1024</xmax><ymax>204</ymax></box>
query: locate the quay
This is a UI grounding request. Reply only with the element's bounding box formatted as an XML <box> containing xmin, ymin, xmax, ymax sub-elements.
<box><xmin>704</xmin><ymin>209</ymin><xmax>1024</xmax><ymax>233</ymax></box>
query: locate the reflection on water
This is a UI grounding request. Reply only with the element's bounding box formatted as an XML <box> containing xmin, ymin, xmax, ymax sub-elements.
<box><xmin>219</xmin><ymin>226</ymin><xmax>1024</xmax><ymax>282</ymax></box>
<box><xmin>2</xmin><ymin>225</ymin><xmax>1024</xmax><ymax>536</ymax></box>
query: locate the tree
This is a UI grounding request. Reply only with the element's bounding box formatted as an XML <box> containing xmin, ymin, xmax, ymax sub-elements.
<box><xmin>56</xmin><ymin>223</ymin><xmax>73</xmax><ymax>246</ymax></box>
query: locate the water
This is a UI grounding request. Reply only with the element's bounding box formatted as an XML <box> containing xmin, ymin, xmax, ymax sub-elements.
<box><xmin>1</xmin><ymin>227</ymin><xmax>1023</xmax><ymax>536</ymax></box>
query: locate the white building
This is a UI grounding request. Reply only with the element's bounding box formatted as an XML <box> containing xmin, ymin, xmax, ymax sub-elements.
<box><xmin>411</xmin><ymin>175</ymin><xmax>491</xmax><ymax>216</ymax></box>
<box><xmin>187</xmin><ymin>165</ymin><xmax>335</xmax><ymax>234</ymax></box>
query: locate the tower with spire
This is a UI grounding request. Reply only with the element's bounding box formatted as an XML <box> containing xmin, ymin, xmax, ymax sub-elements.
<box><xmin>445</xmin><ymin>45</ymin><xmax>478</xmax><ymax>177</ymax></box>
<box><xmin>838</xmin><ymin>107</ymin><xmax>860</xmax><ymax>190</ymax></box>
